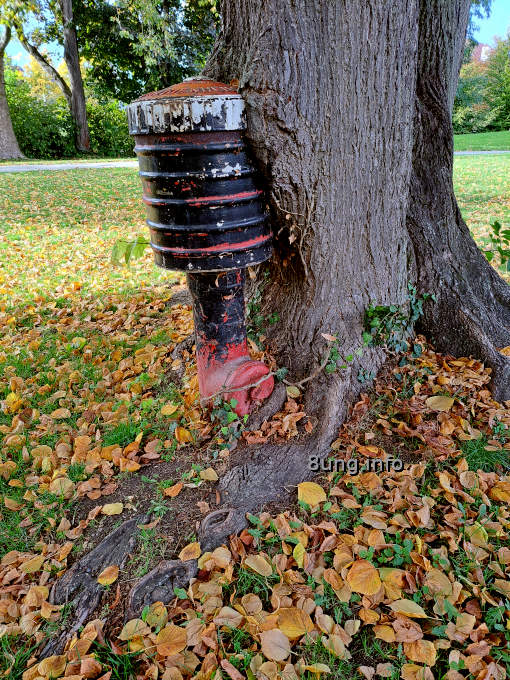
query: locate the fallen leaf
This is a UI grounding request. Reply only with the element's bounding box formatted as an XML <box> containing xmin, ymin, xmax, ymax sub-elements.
<box><xmin>178</xmin><ymin>542</ymin><xmax>201</xmax><ymax>561</ymax></box>
<box><xmin>425</xmin><ymin>396</ymin><xmax>454</xmax><ymax>412</ymax></box>
<box><xmin>388</xmin><ymin>600</ymin><xmax>428</xmax><ymax>619</ymax></box>
<box><xmin>297</xmin><ymin>481</ymin><xmax>327</xmax><ymax>506</ymax></box>
<box><xmin>245</xmin><ymin>554</ymin><xmax>273</xmax><ymax>577</ymax></box>
<box><xmin>102</xmin><ymin>502</ymin><xmax>123</xmax><ymax>515</ymax></box>
<box><xmin>156</xmin><ymin>624</ymin><xmax>187</xmax><ymax>656</ymax></box>
<box><xmin>97</xmin><ymin>565</ymin><xmax>119</xmax><ymax>585</ymax></box>
<box><xmin>346</xmin><ymin>559</ymin><xmax>382</xmax><ymax>596</ymax></box>
<box><xmin>260</xmin><ymin>629</ymin><xmax>291</xmax><ymax>661</ymax></box>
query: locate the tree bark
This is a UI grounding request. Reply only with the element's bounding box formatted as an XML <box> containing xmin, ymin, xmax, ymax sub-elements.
<box><xmin>197</xmin><ymin>0</ymin><xmax>510</xmax><ymax>515</ymax></box>
<box><xmin>0</xmin><ymin>26</ymin><xmax>24</xmax><ymax>159</ymax></box>
<box><xmin>407</xmin><ymin>0</ymin><xmax>510</xmax><ymax>402</ymax></box>
<box><xmin>59</xmin><ymin>0</ymin><xmax>90</xmax><ymax>152</ymax></box>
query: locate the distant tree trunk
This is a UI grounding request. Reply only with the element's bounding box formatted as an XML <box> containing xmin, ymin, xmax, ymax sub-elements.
<box><xmin>200</xmin><ymin>0</ymin><xmax>510</xmax><ymax>515</ymax></box>
<box><xmin>59</xmin><ymin>0</ymin><xmax>90</xmax><ymax>152</ymax></box>
<box><xmin>0</xmin><ymin>26</ymin><xmax>24</xmax><ymax>160</ymax></box>
<box><xmin>17</xmin><ymin>30</ymin><xmax>73</xmax><ymax>109</ymax></box>
<box><xmin>407</xmin><ymin>0</ymin><xmax>510</xmax><ymax>403</ymax></box>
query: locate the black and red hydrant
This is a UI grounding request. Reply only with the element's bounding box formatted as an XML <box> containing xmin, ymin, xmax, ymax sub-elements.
<box><xmin>127</xmin><ymin>77</ymin><xmax>274</xmax><ymax>416</ymax></box>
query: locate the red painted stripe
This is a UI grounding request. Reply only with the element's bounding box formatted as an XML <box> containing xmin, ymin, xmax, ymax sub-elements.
<box><xmin>159</xmin><ymin>233</ymin><xmax>270</xmax><ymax>254</ymax></box>
<box><xmin>142</xmin><ymin>189</ymin><xmax>262</xmax><ymax>207</ymax></box>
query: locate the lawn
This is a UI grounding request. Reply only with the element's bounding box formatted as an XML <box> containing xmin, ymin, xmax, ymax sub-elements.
<box><xmin>454</xmin><ymin>129</ymin><xmax>510</xmax><ymax>151</ymax></box>
<box><xmin>453</xmin><ymin>154</ymin><xmax>510</xmax><ymax>276</ymax></box>
<box><xmin>1</xmin><ymin>161</ymin><xmax>510</xmax><ymax>678</ymax></box>
<box><xmin>0</xmin><ymin>168</ymin><xmax>174</xmax><ymax>306</ymax></box>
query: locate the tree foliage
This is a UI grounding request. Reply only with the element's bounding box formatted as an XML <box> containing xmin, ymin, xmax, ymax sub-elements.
<box><xmin>76</xmin><ymin>0</ymin><xmax>218</xmax><ymax>103</ymax></box>
<box><xmin>5</xmin><ymin>60</ymin><xmax>131</xmax><ymax>157</ymax></box>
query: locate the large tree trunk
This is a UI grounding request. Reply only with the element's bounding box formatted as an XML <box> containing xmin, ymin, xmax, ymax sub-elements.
<box><xmin>0</xmin><ymin>26</ymin><xmax>24</xmax><ymax>160</ymax></box>
<box><xmin>197</xmin><ymin>0</ymin><xmax>510</xmax><ymax>526</ymax></box>
<box><xmin>60</xmin><ymin>0</ymin><xmax>90</xmax><ymax>152</ymax></box>
<box><xmin>407</xmin><ymin>0</ymin><xmax>510</xmax><ymax>402</ymax></box>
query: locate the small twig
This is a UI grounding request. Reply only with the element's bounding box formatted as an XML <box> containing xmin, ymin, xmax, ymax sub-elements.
<box><xmin>283</xmin><ymin>352</ymin><xmax>330</xmax><ymax>388</ymax></box>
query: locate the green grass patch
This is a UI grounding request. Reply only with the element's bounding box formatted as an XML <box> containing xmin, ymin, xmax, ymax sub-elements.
<box><xmin>453</xmin><ymin>154</ymin><xmax>510</xmax><ymax>280</ymax></box>
<box><xmin>454</xmin><ymin>130</ymin><xmax>510</xmax><ymax>152</ymax></box>
<box><xmin>0</xmin><ymin>168</ymin><xmax>177</xmax><ymax>306</ymax></box>
<box><xmin>461</xmin><ymin>436</ymin><xmax>510</xmax><ymax>473</ymax></box>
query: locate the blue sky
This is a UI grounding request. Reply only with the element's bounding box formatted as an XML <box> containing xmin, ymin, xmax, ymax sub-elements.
<box><xmin>472</xmin><ymin>0</ymin><xmax>510</xmax><ymax>43</ymax></box>
<box><xmin>5</xmin><ymin>1</ymin><xmax>510</xmax><ymax>68</ymax></box>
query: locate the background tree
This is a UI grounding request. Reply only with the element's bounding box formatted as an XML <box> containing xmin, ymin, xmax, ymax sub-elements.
<box><xmin>0</xmin><ymin>24</ymin><xmax>24</xmax><ymax>159</ymax></box>
<box><xmin>486</xmin><ymin>34</ymin><xmax>510</xmax><ymax>130</ymax></box>
<box><xmin>5</xmin><ymin>0</ymin><xmax>90</xmax><ymax>151</ymax></box>
<box><xmin>200</xmin><ymin>0</ymin><xmax>510</xmax><ymax>513</ymax></box>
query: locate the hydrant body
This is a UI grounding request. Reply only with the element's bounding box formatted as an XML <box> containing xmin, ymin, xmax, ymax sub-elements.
<box><xmin>128</xmin><ymin>78</ymin><xmax>274</xmax><ymax>415</ymax></box>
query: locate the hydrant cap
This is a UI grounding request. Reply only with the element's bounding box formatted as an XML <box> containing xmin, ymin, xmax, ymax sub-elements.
<box><xmin>127</xmin><ymin>77</ymin><xmax>245</xmax><ymax>135</ymax></box>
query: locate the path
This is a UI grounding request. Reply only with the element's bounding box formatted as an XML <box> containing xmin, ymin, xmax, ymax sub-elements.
<box><xmin>1</xmin><ymin>151</ymin><xmax>510</xmax><ymax>173</ymax></box>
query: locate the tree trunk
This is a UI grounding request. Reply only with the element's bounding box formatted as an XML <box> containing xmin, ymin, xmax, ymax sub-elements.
<box><xmin>17</xmin><ymin>30</ymin><xmax>73</xmax><ymax>109</ymax></box>
<box><xmin>407</xmin><ymin>0</ymin><xmax>510</xmax><ymax>402</ymax></box>
<box><xmin>60</xmin><ymin>0</ymin><xmax>90</xmax><ymax>152</ymax></box>
<box><xmin>196</xmin><ymin>0</ymin><xmax>510</xmax><ymax>522</ymax></box>
<box><xmin>0</xmin><ymin>26</ymin><xmax>24</xmax><ymax>160</ymax></box>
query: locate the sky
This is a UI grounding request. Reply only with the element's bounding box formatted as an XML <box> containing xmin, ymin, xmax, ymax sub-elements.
<box><xmin>472</xmin><ymin>0</ymin><xmax>510</xmax><ymax>43</ymax></box>
<box><xmin>5</xmin><ymin>0</ymin><xmax>510</xmax><ymax>69</ymax></box>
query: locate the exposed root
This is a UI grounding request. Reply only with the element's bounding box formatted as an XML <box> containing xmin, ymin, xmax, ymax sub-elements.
<box><xmin>126</xmin><ymin>560</ymin><xmax>197</xmax><ymax>619</ymax></box>
<box><xmin>39</xmin><ymin>518</ymin><xmax>142</xmax><ymax>658</ymax></box>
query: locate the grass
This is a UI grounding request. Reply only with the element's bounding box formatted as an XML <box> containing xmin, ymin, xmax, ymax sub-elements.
<box><xmin>454</xmin><ymin>130</ymin><xmax>510</xmax><ymax>152</ymax></box>
<box><xmin>0</xmin><ymin>168</ymin><xmax>178</xmax><ymax>306</ymax></box>
<box><xmin>461</xmin><ymin>436</ymin><xmax>510</xmax><ymax>472</ymax></box>
<box><xmin>453</xmin><ymin>154</ymin><xmax>510</xmax><ymax>279</ymax></box>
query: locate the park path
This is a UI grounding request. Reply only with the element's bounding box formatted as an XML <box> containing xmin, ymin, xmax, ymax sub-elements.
<box><xmin>0</xmin><ymin>160</ymin><xmax>138</xmax><ymax>173</ymax></box>
<box><xmin>1</xmin><ymin>151</ymin><xmax>510</xmax><ymax>173</ymax></box>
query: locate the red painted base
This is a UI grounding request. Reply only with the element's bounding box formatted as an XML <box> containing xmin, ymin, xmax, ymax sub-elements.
<box><xmin>196</xmin><ymin>342</ymin><xmax>274</xmax><ymax>416</ymax></box>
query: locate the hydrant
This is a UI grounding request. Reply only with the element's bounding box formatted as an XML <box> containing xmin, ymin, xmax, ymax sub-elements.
<box><xmin>127</xmin><ymin>77</ymin><xmax>274</xmax><ymax>416</ymax></box>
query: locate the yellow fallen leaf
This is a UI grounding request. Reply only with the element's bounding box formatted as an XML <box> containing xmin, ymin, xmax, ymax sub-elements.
<box><xmin>5</xmin><ymin>392</ymin><xmax>23</xmax><ymax>414</ymax></box>
<box><xmin>178</xmin><ymin>542</ymin><xmax>201</xmax><ymax>561</ymax></box>
<box><xmin>425</xmin><ymin>395</ymin><xmax>454</xmax><ymax>412</ymax></box>
<box><xmin>102</xmin><ymin>502</ymin><xmax>123</xmax><ymax>515</ymax></box>
<box><xmin>38</xmin><ymin>654</ymin><xmax>67</xmax><ymax>678</ymax></box>
<box><xmin>175</xmin><ymin>426</ymin><xmax>193</xmax><ymax>444</ymax></box>
<box><xmin>97</xmin><ymin>565</ymin><xmax>119</xmax><ymax>585</ymax></box>
<box><xmin>244</xmin><ymin>554</ymin><xmax>273</xmax><ymax>577</ymax></box>
<box><xmin>490</xmin><ymin>481</ymin><xmax>510</xmax><ymax>503</ymax></box>
<box><xmin>156</xmin><ymin>624</ymin><xmax>187</xmax><ymax>656</ymax></box>
<box><xmin>161</xmin><ymin>403</ymin><xmax>179</xmax><ymax>416</ymax></box>
<box><xmin>403</xmin><ymin>640</ymin><xmax>437</xmax><ymax>666</ymax></box>
<box><xmin>303</xmin><ymin>664</ymin><xmax>331</xmax><ymax>674</ymax></box>
<box><xmin>297</xmin><ymin>481</ymin><xmax>327</xmax><ymax>506</ymax></box>
<box><xmin>118</xmin><ymin>618</ymin><xmax>151</xmax><ymax>640</ymax></box>
<box><xmin>388</xmin><ymin>599</ymin><xmax>428</xmax><ymax>618</ymax></box>
<box><xmin>286</xmin><ymin>385</ymin><xmax>301</xmax><ymax>398</ymax></box>
<box><xmin>200</xmin><ymin>467</ymin><xmax>218</xmax><ymax>482</ymax></box>
<box><xmin>278</xmin><ymin>607</ymin><xmax>314</xmax><ymax>639</ymax></box>
<box><xmin>346</xmin><ymin>559</ymin><xmax>381</xmax><ymax>596</ymax></box>
<box><xmin>20</xmin><ymin>555</ymin><xmax>45</xmax><ymax>574</ymax></box>
<box><xmin>293</xmin><ymin>542</ymin><xmax>305</xmax><ymax>568</ymax></box>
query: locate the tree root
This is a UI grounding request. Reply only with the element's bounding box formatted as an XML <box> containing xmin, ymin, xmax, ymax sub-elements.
<box><xmin>126</xmin><ymin>560</ymin><xmax>198</xmax><ymax>619</ymax></box>
<box><xmin>39</xmin><ymin>518</ymin><xmax>143</xmax><ymax>658</ymax></box>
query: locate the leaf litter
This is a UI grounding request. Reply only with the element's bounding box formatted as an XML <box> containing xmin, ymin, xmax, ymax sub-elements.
<box><xmin>1</xmin><ymin>168</ymin><xmax>510</xmax><ymax>677</ymax></box>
